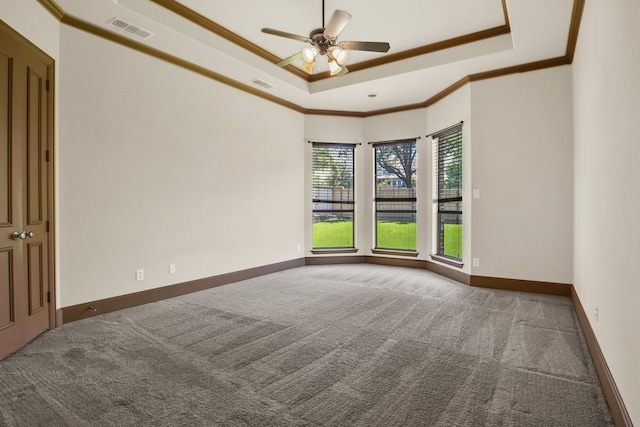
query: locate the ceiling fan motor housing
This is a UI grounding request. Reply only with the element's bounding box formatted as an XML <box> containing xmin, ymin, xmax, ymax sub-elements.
<box><xmin>311</xmin><ymin>27</ymin><xmax>336</xmax><ymax>55</ymax></box>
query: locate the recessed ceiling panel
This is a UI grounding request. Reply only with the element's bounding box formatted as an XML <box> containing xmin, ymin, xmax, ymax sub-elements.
<box><xmin>175</xmin><ymin>0</ymin><xmax>506</xmax><ymax>65</ymax></box>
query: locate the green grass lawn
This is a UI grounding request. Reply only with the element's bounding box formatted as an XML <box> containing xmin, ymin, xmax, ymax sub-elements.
<box><xmin>376</xmin><ymin>221</ymin><xmax>416</xmax><ymax>251</ymax></box>
<box><xmin>312</xmin><ymin>220</ymin><xmax>417</xmax><ymax>250</ymax></box>
<box><xmin>313</xmin><ymin>220</ymin><xmax>462</xmax><ymax>258</ymax></box>
<box><xmin>443</xmin><ymin>223</ymin><xmax>462</xmax><ymax>258</ymax></box>
<box><xmin>312</xmin><ymin>220</ymin><xmax>354</xmax><ymax>248</ymax></box>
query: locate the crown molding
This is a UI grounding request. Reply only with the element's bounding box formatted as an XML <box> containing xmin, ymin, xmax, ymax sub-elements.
<box><xmin>36</xmin><ymin>0</ymin><xmax>65</xmax><ymax>20</ymax></box>
<box><xmin>566</xmin><ymin>0</ymin><xmax>586</xmax><ymax>63</ymax></box>
<box><xmin>308</xmin><ymin>25</ymin><xmax>511</xmax><ymax>82</ymax></box>
<box><xmin>148</xmin><ymin>0</ymin><xmax>309</xmax><ymax>81</ymax></box>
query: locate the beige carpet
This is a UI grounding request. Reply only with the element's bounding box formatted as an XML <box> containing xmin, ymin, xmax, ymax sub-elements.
<box><xmin>0</xmin><ymin>264</ymin><xmax>613</xmax><ymax>426</ymax></box>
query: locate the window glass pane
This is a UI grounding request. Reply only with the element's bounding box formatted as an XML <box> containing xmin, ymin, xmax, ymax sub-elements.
<box><xmin>312</xmin><ymin>145</ymin><xmax>354</xmax><ymax>198</ymax></box>
<box><xmin>438</xmin><ymin>212</ymin><xmax>462</xmax><ymax>258</ymax></box>
<box><xmin>312</xmin><ymin>144</ymin><xmax>355</xmax><ymax>249</ymax></box>
<box><xmin>313</xmin><ymin>212</ymin><xmax>353</xmax><ymax>248</ymax></box>
<box><xmin>376</xmin><ymin>211</ymin><xmax>416</xmax><ymax>251</ymax></box>
<box><xmin>434</xmin><ymin>125</ymin><xmax>462</xmax><ymax>260</ymax></box>
<box><xmin>437</xmin><ymin>133</ymin><xmax>463</xmax><ymax>199</ymax></box>
<box><xmin>374</xmin><ymin>140</ymin><xmax>417</xmax><ymax>251</ymax></box>
<box><xmin>375</xmin><ymin>140</ymin><xmax>417</xmax><ymax>251</ymax></box>
<box><xmin>375</xmin><ymin>143</ymin><xmax>417</xmax><ymax>194</ymax></box>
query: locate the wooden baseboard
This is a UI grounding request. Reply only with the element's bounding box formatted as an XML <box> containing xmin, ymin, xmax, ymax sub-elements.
<box><xmin>305</xmin><ymin>255</ymin><xmax>426</xmax><ymax>269</ymax></box>
<box><xmin>305</xmin><ymin>255</ymin><xmax>575</xmax><ymax>293</ymax></box>
<box><xmin>570</xmin><ymin>286</ymin><xmax>634</xmax><ymax>427</ymax></box>
<box><xmin>427</xmin><ymin>260</ymin><xmax>470</xmax><ymax>285</ymax></box>
<box><xmin>470</xmin><ymin>275</ymin><xmax>572</xmax><ymax>296</ymax></box>
<box><xmin>364</xmin><ymin>255</ymin><xmax>426</xmax><ymax>269</ymax></box>
<box><xmin>62</xmin><ymin>258</ymin><xmax>305</xmax><ymax>324</ymax></box>
<box><xmin>305</xmin><ymin>255</ymin><xmax>367</xmax><ymax>265</ymax></box>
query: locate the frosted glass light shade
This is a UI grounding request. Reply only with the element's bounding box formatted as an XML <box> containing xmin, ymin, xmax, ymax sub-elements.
<box><xmin>331</xmin><ymin>47</ymin><xmax>349</xmax><ymax>65</ymax></box>
<box><xmin>328</xmin><ymin>59</ymin><xmax>342</xmax><ymax>76</ymax></box>
<box><xmin>301</xmin><ymin>46</ymin><xmax>318</xmax><ymax>63</ymax></box>
<box><xmin>302</xmin><ymin>61</ymin><xmax>315</xmax><ymax>74</ymax></box>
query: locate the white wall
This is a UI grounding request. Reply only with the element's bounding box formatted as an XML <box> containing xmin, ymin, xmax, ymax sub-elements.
<box><xmin>58</xmin><ymin>25</ymin><xmax>305</xmax><ymax>306</ymax></box>
<box><xmin>572</xmin><ymin>0</ymin><xmax>640</xmax><ymax>423</ymax></box>
<box><xmin>470</xmin><ymin>67</ymin><xmax>574</xmax><ymax>284</ymax></box>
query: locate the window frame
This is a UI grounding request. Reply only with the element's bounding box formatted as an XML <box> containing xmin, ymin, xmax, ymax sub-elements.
<box><xmin>311</xmin><ymin>142</ymin><xmax>357</xmax><ymax>253</ymax></box>
<box><xmin>372</xmin><ymin>139</ymin><xmax>418</xmax><ymax>255</ymax></box>
<box><xmin>431</xmin><ymin>124</ymin><xmax>463</xmax><ymax>266</ymax></box>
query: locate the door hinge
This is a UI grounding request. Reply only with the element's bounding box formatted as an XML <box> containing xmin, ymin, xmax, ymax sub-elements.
<box><xmin>46</xmin><ymin>220</ymin><xmax>50</xmax><ymax>232</ymax></box>
<box><xmin>45</xmin><ymin>150</ymin><xmax>50</xmax><ymax>162</ymax></box>
<box><xmin>47</xmin><ymin>291</ymin><xmax>51</xmax><ymax>303</ymax></box>
<box><xmin>46</xmin><ymin>80</ymin><xmax>50</xmax><ymax>92</ymax></box>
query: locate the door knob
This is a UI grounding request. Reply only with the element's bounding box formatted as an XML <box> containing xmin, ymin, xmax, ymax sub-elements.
<box><xmin>12</xmin><ymin>231</ymin><xmax>27</xmax><ymax>240</ymax></box>
<box><xmin>10</xmin><ymin>231</ymin><xmax>33</xmax><ymax>240</ymax></box>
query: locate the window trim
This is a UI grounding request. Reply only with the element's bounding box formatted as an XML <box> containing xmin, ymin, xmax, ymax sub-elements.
<box><xmin>430</xmin><ymin>253</ymin><xmax>463</xmax><ymax>268</ymax></box>
<box><xmin>372</xmin><ymin>248</ymin><xmax>419</xmax><ymax>257</ymax></box>
<box><xmin>431</xmin><ymin>123</ymin><xmax>463</xmax><ymax>262</ymax></box>
<box><xmin>311</xmin><ymin>142</ymin><xmax>357</xmax><ymax>251</ymax></box>
<box><xmin>372</xmin><ymin>138</ymin><xmax>418</xmax><ymax>252</ymax></box>
<box><xmin>310</xmin><ymin>248</ymin><xmax>359</xmax><ymax>255</ymax></box>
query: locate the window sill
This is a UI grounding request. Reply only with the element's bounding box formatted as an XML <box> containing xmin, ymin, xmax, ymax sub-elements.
<box><xmin>371</xmin><ymin>249</ymin><xmax>419</xmax><ymax>257</ymax></box>
<box><xmin>311</xmin><ymin>248</ymin><xmax>359</xmax><ymax>255</ymax></box>
<box><xmin>430</xmin><ymin>254</ymin><xmax>463</xmax><ymax>268</ymax></box>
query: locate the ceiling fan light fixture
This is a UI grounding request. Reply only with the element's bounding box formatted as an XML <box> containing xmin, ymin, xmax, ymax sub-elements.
<box><xmin>330</xmin><ymin>47</ymin><xmax>349</xmax><ymax>65</ymax></box>
<box><xmin>262</xmin><ymin>6</ymin><xmax>389</xmax><ymax>77</ymax></box>
<box><xmin>328</xmin><ymin>59</ymin><xmax>342</xmax><ymax>76</ymax></box>
<box><xmin>302</xmin><ymin>61</ymin><xmax>315</xmax><ymax>74</ymax></box>
<box><xmin>301</xmin><ymin>46</ymin><xmax>318</xmax><ymax>63</ymax></box>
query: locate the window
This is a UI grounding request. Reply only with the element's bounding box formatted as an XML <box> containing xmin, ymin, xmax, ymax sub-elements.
<box><xmin>312</xmin><ymin>143</ymin><xmax>355</xmax><ymax>249</ymax></box>
<box><xmin>433</xmin><ymin>124</ymin><xmax>463</xmax><ymax>262</ymax></box>
<box><xmin>373</xmin><ymin>139</ymin><xmax>417</xmax><ymax>252</ymax></box>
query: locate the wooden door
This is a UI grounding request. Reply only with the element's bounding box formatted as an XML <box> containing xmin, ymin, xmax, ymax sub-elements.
<box><xmin>0</xmin><ymin>23</ymin><xmax>54</xmax><ymax>359</ymax></box>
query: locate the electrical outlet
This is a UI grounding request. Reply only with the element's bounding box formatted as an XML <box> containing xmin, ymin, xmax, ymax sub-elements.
<box><xmin>472</xmin><ymin>258</ymin><xmax>480</xmax><ymax>267</ymax></box>
<box><xmin>169</xmin><ymin>264</ymin><xmax>176</xmax><ymax>274</ymax></box>
<box><xmin>296</xmin><ymin>244</ymin><xmax>301</xmax><ymax>253</ymax></box>
<box><xmin>594</xmin><ymin>303</ymin><xmax>599</xmax><ymax>322</ymax></box>
<box><xmin>136</xmin><ymin>269</ymin><xmax>144</xmax><ymax>281</ymax></box>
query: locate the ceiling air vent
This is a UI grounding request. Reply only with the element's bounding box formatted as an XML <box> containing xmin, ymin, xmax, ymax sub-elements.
<box><xmin>108</xmin><ymin>18</ymin><xmax>154</xmax><ymax>40</ymax></box>
<box><xmin>250</xmin><ymin>79</ymin><xmax>275</xmax><ymax>90</ymax></box>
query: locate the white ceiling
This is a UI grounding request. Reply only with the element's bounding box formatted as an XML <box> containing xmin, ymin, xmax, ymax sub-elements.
<box><xmin>53</xmin><ymin>0</ymin><xmax>576</xmax><ymax>113</ymax></box>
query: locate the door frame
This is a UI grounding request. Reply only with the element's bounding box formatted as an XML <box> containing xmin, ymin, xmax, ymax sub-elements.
<box><xmin>1</xmin><ymin>20</ymin><xmax>58</xmax><ymax>330</ymax></box>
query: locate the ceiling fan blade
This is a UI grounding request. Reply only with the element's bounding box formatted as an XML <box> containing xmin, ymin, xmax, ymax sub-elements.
<box><xmin>323</xmin><ymin>10</ymin><xmax>351</xmax><ymax>40</ymax></box>
<box><xmin>262</xmin><ymin>28</ymin><xmax>310</xmax><ymax>43</ymax></box>
<box><xmin>276</xmin><ymin>52</ymin><xmax>303</xmax><ymax>67</ymax></box>
<box><xmin>340</xmin><ymin>41</ymin><xmax>391</xmax><ymax>53</ymax></box>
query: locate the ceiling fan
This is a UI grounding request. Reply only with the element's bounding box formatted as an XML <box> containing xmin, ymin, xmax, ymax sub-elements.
<box><xmin>261</xmin><ymin>2</ymin><xmax>391</xmax><ymax>76</ymax></box>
